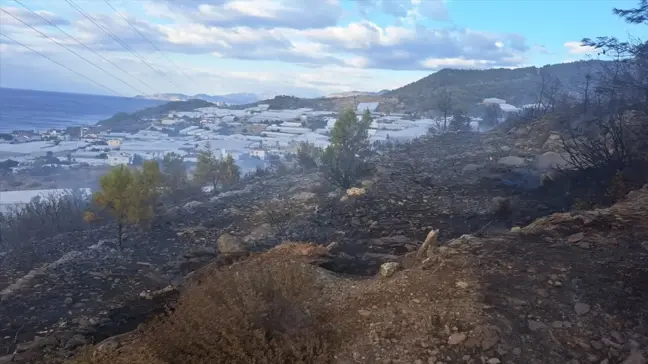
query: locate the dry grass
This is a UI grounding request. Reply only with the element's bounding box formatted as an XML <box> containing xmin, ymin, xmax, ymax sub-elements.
<box><xmin>71</xmin><ymin>259</ymin><xmax>338</xmax><ymax>364</ymax></box>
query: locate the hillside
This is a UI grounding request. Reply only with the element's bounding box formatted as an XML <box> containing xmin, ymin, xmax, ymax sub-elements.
<box><xmin>2</xmin><ymin>114</ymin><xmax>648</xmax><ymax>363</ymax></box>
<box><xmin>97</xmin><ymin>99</ymin><xmax>214</xmax><ymax>132</ymax></box>
<box><xmin>241</xmin><ymin>60</ymin><xmax>607</xmax><ymax>114</ymax></box>
<box><xmin>385</xmin><ymin>60</ymin><xmax>607</xmax><ymax>113</ymax></box>
<box><xmin>135</xmin><ymin>93</ymin><xmax>260</xmax><ymax>105</ymax></box>
<box><xmin>326</xmin><ymin>90</ymin><xmax>391</xmax><ymax>98</ymax></box>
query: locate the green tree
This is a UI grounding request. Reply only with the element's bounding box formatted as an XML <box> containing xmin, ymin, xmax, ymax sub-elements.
<box><xmin>296</xmin><ymin>142</ymin><xmax>322</xmax><ymax>171</ymax></box>
<box><xmin>136</xmin><ymin>160</ymin><xmax>163</xmax><ymax>218</ymax></box>
<box><xmin>219</xmin><ymin>154</ymin><xmax>240</xmax><ymax>188</ymax></box>
<box><xmin>481</xmin><ymin>104</ymin><xmax>502</xmax><ymax>128</ymax></box>
<box><xmin>449</xmin><ymin>109</ymin><xmax>471</xmax><ymax>131</ymax></box>
<box><xmin>162</xmin><ymin>152</ymin><xmax>188</xmax><ymax>191</ymax></box>
<box><xmin>194</xmin><ymin>142</ymin><xmax>220</xmax><ymax>193</ymax></box>
<box><xmin>93</xmin><ymin>165</ymin><xmax>136</xmax><ymax>249</ymax></box>
<box><xmin>321</xmin><ymin>109</ymin><xmax>372</xmax><ymax>189</ymax></box>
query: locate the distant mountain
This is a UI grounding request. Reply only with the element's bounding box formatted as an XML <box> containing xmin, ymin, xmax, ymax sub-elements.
<box><xmin>238</xmin><ymin>60</ymin><xmax>609</xmax><ymax>114</ymax></box>
<box><xmin>326</xmin><ymin>90</ymin><xmax>392</xmax><ymax>98</ymax></box>
<box><xmin>98</xmin><ymin>99</ymin><xmax>214</xmax><ymax>132</ymax></box>
<box><xmin>135</xmin><ymin>93</ymin><xmax>260</xmax><ymax>105</ymax></box>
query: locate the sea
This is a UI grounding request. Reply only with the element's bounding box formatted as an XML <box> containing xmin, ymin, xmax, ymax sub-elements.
<box><xmin>0</xmin><ymin>87</ymin><xmax>165</xmax><ymax>133</ymax></box>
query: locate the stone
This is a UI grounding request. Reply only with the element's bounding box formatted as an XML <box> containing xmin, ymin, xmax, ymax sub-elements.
<box><xmin>621</xmin><ymin>350</ymin><xmax>645</xmax><ymax>364</ymax></box>
<box><xmin>567</xmin><ymin>232</ymin><xmax>585</xmax><ymax>243</ymax></box>
<box><xmin>574</xmin><ymin>303</ymin><xmax>591</xmax><ymax>316</ymax></box>
<box><xmin>487</xmin><ymin>359</ymin><xmax>501</xmax><ymax>364</ymax></box>
<box><xmin>528</xmin><ymin>320</ymin><xmax>547</xmax><ymax>331</ymax></box>
<box><xmin>291</xmin><ymin>191</ymin><xmax>317</xmax><ymax>202</ymax></box>
<box><xmin>379</xmin><ymin>262</ymin><xmax>400</xmax><ymax>278</ymax></box>
<box><xmin>535</xmin><ymin>151</ymin><xmax>570</xmax><ymax>170</ymax></box>
<box><xmin>243</xmin><ymin>223</ymin><xmax>273</xmax><ymax>244</ymax></box>
<box><xmin>461</xmin><ymin>163</ymin><xmax>483</xmax><ymax>174</ymax></box>
<box><xmin>217</xmin><ymin>233</ymin><xmax>247</xmax><ymax>255</ymax></box>
<box><xmin>64</xmin><ymin>334</ymin><xmax>87</xmax><ymax>350</ymax></box>
<box><xmin>448</xmin><ymin>333</ymin><xmax>467</xmax><ymax>345</ymax></box>
<box><xmin>358</xmin><ymin>309</ymin><xmax>371</xmax><ymax>317</ymax></box>
<box><xmin>183</xmin><ymin>200</ymin><xmax>202</xmax><ymax>211</ymax></box>
<box><xmin>497</xmin><ymin>156</ymin><xmax>526</xmax><ymax>167</ymax></box>
<box><xmin>481</xmin><ymin>336</ymin><xmax>499</xmax><ymax>350</ymax></box>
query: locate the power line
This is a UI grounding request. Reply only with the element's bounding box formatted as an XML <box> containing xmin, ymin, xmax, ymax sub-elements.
<box><xmin>103</xmin><ymin>0</ymin><xmax>198</xmax><ymax>84</ymax></box>
<box><xmin>12</xmin><ymin>0</ymin><xmax>159</xmax><ymax>95</ymax></box>
<box><xmin>0</xmin><ymin>32</ymin><xmax>123</xmax><ymax>97</ymax></box>
<box><xmin>65</xmin><ymin>0</ymin><xmax>180</xmax><ymax>89</ymax></box>
<box><xmin>1</xmin><ymin>7</ymin><xmax>149</xmax><ymax>96</ymax></box>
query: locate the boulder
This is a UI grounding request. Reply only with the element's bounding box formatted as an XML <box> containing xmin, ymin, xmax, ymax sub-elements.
<box><xmin>462</xmin><ymin>163</ymin><xmax>484</xmax><ymax>174</ymax></box>
<box><xmin>183</xmin><ymin>201</ymin><xmax>202</xmax><ymax>212</ymax></box>
<box><xmin>542</xmin><ymin>133</ymin><xmax>562</xmax><ymax>151</ymax></box>
<box><xmin>379</xmin><ymin>262</ymin><xmax>400</xmax><ymax>278</ymax></box>
<box><xmin>217</xmin><ymin>233</ymin><xmax>247</xmax><ymax>255</ymax></box>
<box><xmin>535</xmin><ymin>151</ymin><xmax>570</xmax><ymax>170</ymax></box>
<box><xmin>497</xmin><ymin>156</ymin><xmax>526</xmax><ymax>167</ymax></box>
<box><xmin>243</xmin><ymin>223</ymin><xmax>274</xmax><ymax>244</ymax></box>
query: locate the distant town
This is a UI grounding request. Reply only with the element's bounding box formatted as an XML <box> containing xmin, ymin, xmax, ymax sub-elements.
<box><xmin>0</xmin><ymin>97</ymin><xmax>527</xmax><ymax>209</ymax></box>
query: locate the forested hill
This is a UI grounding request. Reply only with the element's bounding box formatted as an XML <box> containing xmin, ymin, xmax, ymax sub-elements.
<box><xmin>385</xmin><ymin>60</ymin><xmax>607</xmax><ymax>113</ymax></box>
<box><xmin>98</xmin><ymin>99</ymin><xmax>214</xmax><ymax>131</ymax></box>
<box><xmin>239</xmin><ymin>60</ymin><xmax>608</xmax><ymax>114</ymax></box>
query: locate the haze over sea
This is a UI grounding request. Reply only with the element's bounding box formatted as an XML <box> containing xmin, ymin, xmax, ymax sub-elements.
<box><xmin>0</xmin><ymin>88</ymin><xmax>165</xmax><ymax>133</ymax></box>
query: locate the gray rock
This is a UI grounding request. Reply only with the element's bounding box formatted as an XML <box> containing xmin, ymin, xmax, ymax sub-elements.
<box><xmin>183</xmin><ymin>200</ymin><xmax>203</xmax><ymax>211</ymax></box>
<box><xmin>498</xmin><ymin>156</ymin><xmax>526</xmax><ymax>167</ymax></box>
<box><xmin>574</xmin><ymin>303</ymin><xmax>591</xmax><ymax>316</ymax></box>
<box><xmin>448</xmin><ymin>332</ymin><xmax>467</xmax><ymax>345</ymax></box>
<box><xmin>243</xmin><ymin>223</ymin><xmax>274</xmax><ymax>244</ymax></box>
<box><xmin>535</xmin><ymin>151</ymin><xmax>570</xmax><ymax>170</ymax></box>
<box><xmin>379</xmin><ymin>262</ymin><xmax>400</xmax><ymax>278</ymax></box>
<box><xmin>461</xmin><ymin>163</ymin><xmax>484</xmax><ymax>174</ymax></box>
<box><xmin>217</xmin><ymin>233</ymin><xmax>247</xmax><ymax>255</ymax></box>
<box><xmin>64</xmin><ymin>334</ymin><xmax>87</xmax><ymax>350</ymax></box>
<box><xmin>291</xmin><ymin>191</ymin><xmax>317</xmax><ymax>202</ymax></box>
<box><xmin>528</xmin><ymin>320</ymin><xmax>547</xmax><ymax>331</ymax></box>
<box><xmin>184</xmin><ymin>246</ymin><xmax>217</xmax><ymax>259</ymax></box>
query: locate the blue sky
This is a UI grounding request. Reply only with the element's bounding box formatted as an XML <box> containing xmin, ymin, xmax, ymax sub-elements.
<box><xmin>0</xmin><ymin>0</ymin><xmax>643</xmax><ymax>98</ymax></box>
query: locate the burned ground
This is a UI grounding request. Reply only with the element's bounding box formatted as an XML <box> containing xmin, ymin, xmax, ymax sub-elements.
<box><xmin>0</xmin><ymin>127</ymin><xmax>646</xmax><ymax>363</ymax></box>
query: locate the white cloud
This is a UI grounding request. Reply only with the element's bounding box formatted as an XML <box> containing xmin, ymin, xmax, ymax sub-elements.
<box><xmin>420</xmin><ymin>57</ymin><xmax>494</xmax><ymax>69</ymax></box>
<box><xmin>0</xmin><ymin>0</ymin><xmax>535</xmax><ymax>96</ymax></box>
<box><xmin>564</xmin><ymin>41</ymin><xmax>596</xmax><ymax>55</ymax></box>
<box><xmin>0</xmin><ymin>6</ymin><xmax>71</xmax><ymax>27</ymax></box>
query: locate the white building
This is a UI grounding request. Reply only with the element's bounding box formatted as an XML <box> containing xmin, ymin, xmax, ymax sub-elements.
<box><xmin>108</xmin><ymin>139</ymin><xmax>122</xmax><ymax>149</ymax></box>
<box><xmin>482</xmin><ymin>98</ymin><xmax>507</xmax><ymax>105</ymax></box>
<box><xmin>249</xmin><ymin>149</ymin><xmax>267</xmax><ymax>159</ymax></box>
<box><xmin>280</xmin><ymin>121</ymin><xmax>302</xmax><ymax>128</ymax></box>
<box><xmin>107</xmin><ymin>152</ymin><xmax>131</xmax><ymax>166</ymax></box>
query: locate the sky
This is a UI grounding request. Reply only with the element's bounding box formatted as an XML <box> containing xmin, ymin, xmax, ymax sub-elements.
<box><xmin>0</xmin><ymin>0</ymin><xmax>644</xmax><ymax>98</ymax></box>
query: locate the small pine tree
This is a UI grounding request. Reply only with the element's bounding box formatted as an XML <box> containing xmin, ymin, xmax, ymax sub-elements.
<box><xmin>321</xmin><ymin>109</ymin><xmax>372</xmax><ymax>188</ymax></box>
<box><xmin>449</xmin><ymin>109</ymin><xmax>471</xmax><ymax>131</ymax></box>
<box><xmin>93</xmin><ymin>165</ymin><xmax>136</xmax><ymax>249</ymax></box>
<box><xmin>296</xmin><ymin>142</ymin><xmax>322</xmax><ymax>171</ymax></box>
<box><xmin>129</xmin><ymin>160</ymin><xmax>163</xmax><ymax>228</ymax></box>
<box><xmin>162</xmin><ymin>152</ymin><xmax>188</xmax><ymax>199</ymax></box>
<box><xmin>194</xmin><ymin>142</ymin><xmax>220</xmax><ymax>194</ymax></box>
<box><xmin>482</xmin><ymin>104</ymin><xmax>502</xmax><ymax>128</ymax></box>
<box><xmin>219</xmin><ymin>154</ymin><xmax>240</xmax><ymax>188</ymax></box>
